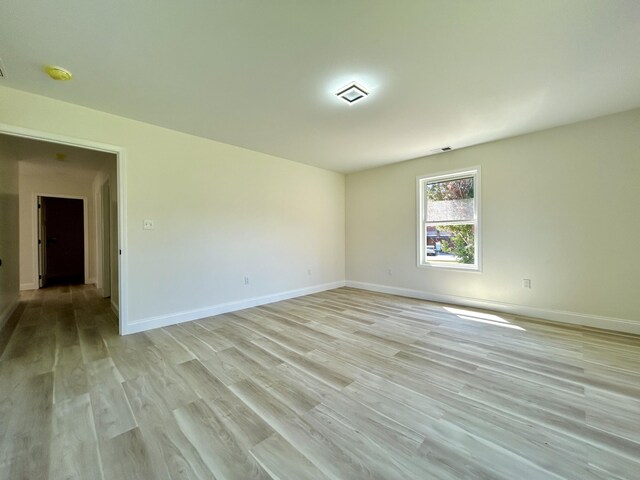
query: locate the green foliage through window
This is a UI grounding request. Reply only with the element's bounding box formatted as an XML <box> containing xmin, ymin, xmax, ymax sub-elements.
<box><xmin>440</xmin><ymin>224</ymin><xmax>475</xmax><ymax>264</ymax></box>
<box><xmin>426</xmin><ymin>178</ymin><xmax>474</xmax><ymax>202</ymax></box>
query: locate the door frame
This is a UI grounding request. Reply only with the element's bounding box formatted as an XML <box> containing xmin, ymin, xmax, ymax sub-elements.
<box><xmin>35</xmin><ymin>194</ymin><xmax>89</xmax><ymax>288</ymax></box>
<box><xmin>99</xmin><ymin>180</ymin><xmax>111</xmax><ymax>298</ymax></box>
<box><xmin>0</xmin><ymin>123</ymin><xmax>128</xmax><ymax>335</ymax></box>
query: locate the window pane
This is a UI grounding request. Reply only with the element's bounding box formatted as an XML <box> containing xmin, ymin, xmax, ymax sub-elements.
<box><xmin>425</xmin><ymin>177</ymin><xmax>474</xmax><ymax>222</ymax></box>
<box><xmin>425</xmin><ymin>224</ymin><xmax>475</xmax><ymax>264</ymax></box>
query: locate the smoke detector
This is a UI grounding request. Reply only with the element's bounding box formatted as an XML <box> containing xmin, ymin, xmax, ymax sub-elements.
<box><xmin>45</xmin><ymin>65</ymin><xmax>73</xmax><ymax>81</ymax></box>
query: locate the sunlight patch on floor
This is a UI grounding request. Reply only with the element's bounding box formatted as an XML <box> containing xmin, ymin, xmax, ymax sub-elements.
<box><xmin>443</xmin><ymin>306</ymin><xmax>526</xmax><ymax>331</ymax></box>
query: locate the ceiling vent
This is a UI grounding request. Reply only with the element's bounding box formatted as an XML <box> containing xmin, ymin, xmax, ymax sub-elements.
<box><xmin>428</xmin><ymin>146</ymin><xmax>453</xmax><ymax>155</ymax></box>
<box><xmin>336</xmin><ymin>82</ymin><xmax>369</xmax><ymax>104</ymax></box>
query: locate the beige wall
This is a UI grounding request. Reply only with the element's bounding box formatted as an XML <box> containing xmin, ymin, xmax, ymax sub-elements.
<box><xmin>346</xmin><ymin>108</ymin><xmax>640</xmax><ymax>331</ymax></box>
<box><xmin>0</xmin><ymin>86</ymin><xmax>345</xmax><ymax>331</ymax></box>
<box><xmin>18</xmin><ymin>167</ymin><xmax>99</xmax><ymax>290</ymax></box>
<box><xmin>8</xmin><ymin>83</ymin><xmax>635</xmax><ymax>334</ymax></box>
<box><xmin>0</xmin><ymin>135</ymin><xmax>20</xmax><ymax>328</ymax></box>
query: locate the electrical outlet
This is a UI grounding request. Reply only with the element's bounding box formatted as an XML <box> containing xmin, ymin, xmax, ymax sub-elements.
<box><xmin>143</xmin><ymin>219</ymin><xmax>154</xmax><ymax>230</ymax></box>
<box><xmin>387</xmin><ymin>268</ymin><xmax>392</xmax><ymax>276</ymax></box>
<box><xmin>307</xmin><ymin>269</ymin><xmax>312</xmax><ymax>276</ymax></box>
<box><xmin>522</xmin><ymin>278</ymin><xmax>531</xmax><ymax>289</ymax></box>
<box><xmin>244</xmin><ymin>276</ymin><xmax>250</xmax><ymax>285</ymax></box>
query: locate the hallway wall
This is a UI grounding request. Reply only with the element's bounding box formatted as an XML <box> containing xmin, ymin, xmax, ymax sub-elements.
<box><xmin>0</xmin><ymin>135</ymin><xmax>20</xmax><ymax>328</ymax></box>
<box><xmin>92</xmin><ymin>159</ymin><xmax>119</xmax><ymax>311</ymax></box>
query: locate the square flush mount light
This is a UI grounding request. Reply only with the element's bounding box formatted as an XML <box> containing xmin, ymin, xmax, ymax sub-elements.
<box><xmin>336</xmin><ymin>82</ymin><xmax>369</xmax><ymax>104</ymax></box>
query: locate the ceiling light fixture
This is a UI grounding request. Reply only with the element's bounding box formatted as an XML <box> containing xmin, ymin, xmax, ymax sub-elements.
<box><xmin>44</xmin><ymin>65</ymin><xmax>73</xmax><ymax>81</ymax></box>
<box><xmin>336</xmin><ymin>82</ymin><xmax>369</xmax><ymax>104</ymax></box>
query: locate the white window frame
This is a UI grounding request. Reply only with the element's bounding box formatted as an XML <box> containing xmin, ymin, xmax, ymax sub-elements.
<box><xmin>417</xmin><ymin>167</ymin><xmax>481</xmax><ymax>271</ymax></box>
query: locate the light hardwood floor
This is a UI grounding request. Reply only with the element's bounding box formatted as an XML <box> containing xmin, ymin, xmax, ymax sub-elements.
<box><xmin>1</xmin><ymin>285</ymin><xmax>639</xmax><ymax>479</ymax></box>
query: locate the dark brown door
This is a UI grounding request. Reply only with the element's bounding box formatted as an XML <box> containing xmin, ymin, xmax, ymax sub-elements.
<box><xmin>40</xmin><ymin>197</ymin><xmax>84</xmax><ymax>287</ymax></box>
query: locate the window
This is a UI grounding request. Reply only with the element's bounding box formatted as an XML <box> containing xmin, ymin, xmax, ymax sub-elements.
<box><xmin>418</xmin><ymin>168</ymin><xmax>480</xmax><ymax>270</ymax></box>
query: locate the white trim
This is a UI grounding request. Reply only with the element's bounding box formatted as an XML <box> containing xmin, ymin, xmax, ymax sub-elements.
<box><xmin>417</xmin><ymin>166</ymin><xmax>481</xmax><ymax>272</ymax></box>
<box><xmin>87</xmin><ymin>277</ymin><xmax>96</xmax><ymax>285</ymax></box>
<box><xmin>98</xmin><ymin>178</ymin><xmax>112</xmax><ymax>298</ymax></box>
<box><xmin>111</xmin><ymin>299</ymin><xmax>119</xmax><ymax>317</ymax></box>
<box><xmin>345</xmin><ymin>280</ymin><xmax>640</xmax><ymax>336</ymax></box>
<box><xmin>93</xmin><ymin>174</ymin><xmax>103</xmax><ymax>291</ymax></box>
<box><xmin>0</xmin><ymin>123</ymin><xmax>128</xmax><ymax>335</ymax></box>
<box><xmin>20</xmin><ymin>283</ymin><xmax>37</xmax><ymax>291</ymax></box>
<box><xmin>0</xmin><ymin>299</ymin><xmax>19</xmax><ymax>331</ymax></box>
<box><xmin>117</xmin><ymin>149</ymin><xmax>128</xmax><ymax>336</ymax></box>
<box><xmin>33</xmin><ymin>193</ymin><xmax>90</xmax><ymax>286</ymax></box>
<box><xmin>0</xmin><ymin>124</ymin><xmax>123</xmax><ymax>154</ymax></box>
<box><xmin>125</xmin><ymin>281</ymin><xmax>346</xmax><ymax>335</ymax></box>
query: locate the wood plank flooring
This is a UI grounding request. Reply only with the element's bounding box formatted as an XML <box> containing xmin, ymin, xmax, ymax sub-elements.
<box><xmin>1</xmin><ymin>285</ymin><xmax>639</xmax><ymax>479</ymax></box>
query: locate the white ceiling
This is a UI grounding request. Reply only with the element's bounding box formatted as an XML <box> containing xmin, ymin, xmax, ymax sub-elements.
<box><xmin>1</xmin><ymin>1</ymin><xmax>639</xmax><ymax>173</ymax></box>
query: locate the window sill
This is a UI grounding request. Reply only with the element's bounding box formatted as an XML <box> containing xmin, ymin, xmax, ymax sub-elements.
<box><xmin>418</xmin><ymin>261</ymin><xmax>482</xmax><ymax>273</ymax></box>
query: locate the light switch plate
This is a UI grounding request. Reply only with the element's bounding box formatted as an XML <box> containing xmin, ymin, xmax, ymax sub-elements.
<box><xmin>143</xmin><ymin>219</ymin><xmax>154</xmax><ymax>230</ymax></box>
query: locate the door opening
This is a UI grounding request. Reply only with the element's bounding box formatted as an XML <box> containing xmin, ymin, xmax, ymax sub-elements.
<box><xmin>38</xmin><ymin>196</ymin><xmax>85</xmax><ymax>287</ymax></box>
<box><xmin>1</xmin><ymin>124</ymin><xmax>126</xmax><ymax>334</ymax></box>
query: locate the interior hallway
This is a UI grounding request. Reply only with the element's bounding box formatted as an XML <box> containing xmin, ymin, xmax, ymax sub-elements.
<box><xmin>0</xmin><ymin>285</ymin><xmax>639</xmax><ymax>479</ymax></box>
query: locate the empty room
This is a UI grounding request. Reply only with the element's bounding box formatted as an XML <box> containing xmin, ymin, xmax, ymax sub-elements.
<box><xmin>0</xmin><ymin>1</ymin><xmax>639</xmax><ymax>479</ymax></box>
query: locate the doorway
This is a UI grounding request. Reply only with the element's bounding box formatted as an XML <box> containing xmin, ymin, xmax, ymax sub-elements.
<box><xmin>38</xmin><ymin>196</ymin><xmax>86</xmax><ymax>288</ymax></box>
<box><xmin>0</xmin><ymin>124</ymin><xmax>127</xmax><ymax>334</ymax></box>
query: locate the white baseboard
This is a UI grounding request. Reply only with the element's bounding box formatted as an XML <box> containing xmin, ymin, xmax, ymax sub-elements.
<box><xmin>346</xmin><ymin>281</ymin><xmax>640</xmax><ymax>336</ymax></box>
<box><xmin>86</xmin><ymin>277</ymin><xmax>96</xmax><ymax>285</ymax></box>
<box><xmin>0</xmin><ymin>299</ymin><xmax>19</xmax><ymax>331</ymax></box>
<box><xmin>125</xmin><ymin>281</ymin><xmax>346</xmax><ymax>335</ymax></box>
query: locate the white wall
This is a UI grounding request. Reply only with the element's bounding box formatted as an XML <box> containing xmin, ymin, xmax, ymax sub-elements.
<box><xmin>0</xmin><ymin>86</ymin><xmax>345</xmax><ymax>333</ymax></box>
<box><xmin>0</xmin><ymin>135</ymin><xmax>20</xmax><ymax>329</ymax></box>
<box><xmin>18</xmin><ymin>166</ymin><xmax>99</xmax><ymax>290</ymax></box>
<box><xmin>92</xmin><ymin>159</ymin><xmax>119</xmax><ymax>310</ymax></box>
<box><xmin>346</xmin><ymin>108</ymin><xmax>640</xmax><ymax>334</ymax></box>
